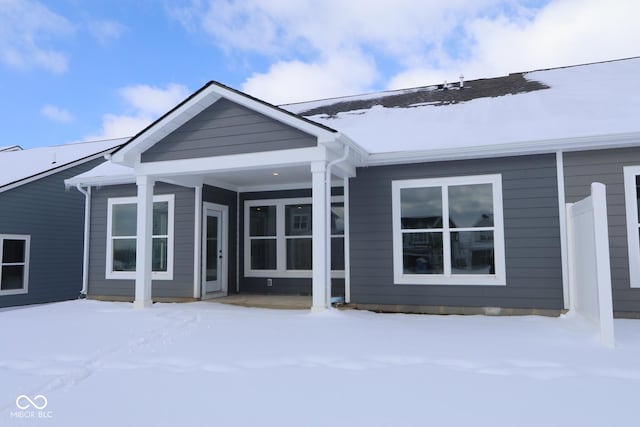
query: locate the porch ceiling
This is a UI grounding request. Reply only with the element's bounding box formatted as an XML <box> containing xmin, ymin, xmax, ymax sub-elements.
<box><xmin>202</xmin><ymin>164</ymin><xmax>314</xmax><ymax>192</ymax></box>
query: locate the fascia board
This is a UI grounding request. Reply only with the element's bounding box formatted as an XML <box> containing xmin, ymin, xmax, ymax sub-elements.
<box><xmin>366</xmin><ymin>132</ymin><xmax>640</xmax><ymax>166</ymax></box>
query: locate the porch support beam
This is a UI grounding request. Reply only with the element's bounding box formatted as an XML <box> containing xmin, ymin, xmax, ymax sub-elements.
<box><xmin>134</xmin><ymin>175</ymin><xmax>154</xmax><ymax>309</ymax></box>
<box><xmin>136</xmin><ymin>147</ymin><xmax>327</xmax><ymax>177</ymax></box>
<box><xmin>193</xmin><ymin>185</ymin><xmax>203</xmax><ymax>299</ymax></box>
<box><xmin>311</xmin><ymin>161</ymin><xmax>328</xmax><ymax>311</ymax></box>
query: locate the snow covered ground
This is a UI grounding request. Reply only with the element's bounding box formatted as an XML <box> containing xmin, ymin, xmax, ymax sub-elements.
<box><xmin>1</xmin><ymin>300</ymin><xmax>638</xmax><ymax>426</ymax></box>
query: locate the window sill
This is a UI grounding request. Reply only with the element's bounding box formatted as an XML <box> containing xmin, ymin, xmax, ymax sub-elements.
<box><xmin>245</xmin><ymin>270</ymin><xmax>346</xmax><ymax>279</ymax></box>
<box><xmin>106</xmin><ymin>272</ymin><xmax>174</xmax><ymax>281</ymax></box>
<box><xmin>394</xmin><ymin>274</ymin><xmax>506</xmax><ymax>286</ymax></box>
<box><xmin>0</xmin><ymin>288</ymin><xmax>28</xmax><ymax>296</ymax></box>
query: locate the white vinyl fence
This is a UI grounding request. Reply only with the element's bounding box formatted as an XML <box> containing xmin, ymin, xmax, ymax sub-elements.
<box><xmin>566</xmin><ymin>183</ymin><xmax>615</xmax><ymax>347</ymax></box>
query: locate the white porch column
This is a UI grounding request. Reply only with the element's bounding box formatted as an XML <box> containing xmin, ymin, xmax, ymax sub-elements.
<box><xmin>134</xmin><ymin>175</ymin><xmax>155</xmax><ymax>309</ymax></box>
<box><xmin>311</xmin><ymin>161</ymin><xmax>328</xmax><ymax>311</ymax></box>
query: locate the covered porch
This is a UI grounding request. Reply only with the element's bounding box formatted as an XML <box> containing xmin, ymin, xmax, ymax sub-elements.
<box><xmin>66</xmin><ymin>81</ymin><xmax>367</xmax><ymax>311</ymax></box>
<box><xmin>128</xmin><ymin>145</ymin><xmax>358</xmax><ymax>311</ymax></box>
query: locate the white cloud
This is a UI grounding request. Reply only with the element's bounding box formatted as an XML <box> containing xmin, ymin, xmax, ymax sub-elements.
<box><xmin>389</xmin><ymin>0</ymin><xmax>640</xmax><ymax>89</ymax></box>
<box><xmin>170</xmin><ymin>0</ymin><xmax>640</xmax><ymax>102</ymax></box>
<box><xmin>41</xmin><ymin>104</ymin><xmax>73</xmax><ymax>123</ymax></box>
<box><xmin>119</xmin><ymin>83</ymin><xmax>191</xmax><ymax>117</ymax></box>
<box><xmin>0</xmin><ymin>0</ymin><xmax>73</xmax><ymax>73</ymax></box>
<box><xmin>88</xmin><ymin>20</ymin><xmax>127</xmax><ymax>45</ymax></box>
<box><xmin>86</xmin><ymin>83</ymin><xmax>190</xmax><ymax>140</ymax></box>
<box><xmin>243</xmin><ymin>51</ymin><xmax>378</xmax><ymax>104</ymax></box>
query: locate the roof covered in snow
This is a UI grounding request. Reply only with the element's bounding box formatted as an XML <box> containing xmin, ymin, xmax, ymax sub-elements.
<box><xmin>69</xmin><ymin>58</ymin><xmax>640</xmax><ymax>185</ymax></box>
<box><xmin>0</xmin><ymin>145</ymin><xmax>22</xmax><ymax>152</ymax></box>
<box><xmin>284</xmin><ymin>57</ymin><xmax>640</xmax><ymax>156</ymax></box>
<box><xmin>0</xmin><ymin>138</ymin><xmax>126</xmax><ymax>191</ymax></box>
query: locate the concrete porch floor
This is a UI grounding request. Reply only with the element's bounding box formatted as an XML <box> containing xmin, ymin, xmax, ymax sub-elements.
<box><xmin>211</xmin><ymin>294</ymin><xmax>312</xmax><ymax>310</ymax></box>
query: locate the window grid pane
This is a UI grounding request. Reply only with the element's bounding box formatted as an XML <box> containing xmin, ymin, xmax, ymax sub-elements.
<box><xmin>400</xmin><ymin>187</ymin><xmax>443</xmax><ymax>229</ymax></box>
<box><xmin>112</xmin><ymin>238</ymin><xmax>136</xmax><ymax>271</ymax></box>
<box><xmin>286</xmin><ymin>238</ymin><xmax>312</xmax><ymax>270</ymax></box>
<box><xmin>402</xmin><ymin>232</ymin><xmax>443</xmax><ymax>274</ymax></box>
<box><xmin>250</xmin><ymin>239</ymin><xmax>277</xmax><ymax>270</ymax></box>
<box><xmin>250</xmin><ymin>206</ymin><xmax>276</xmax><ymax>237</ymax></box>
<box><xmin>285</xmin><ymin>204</ymin><xmax>312</xmax><ymax>236</ymax></box>
<box><xmin>448</xmin><ymin>184</ymin><xmax>494</xmax><ymax>228</ymax></box>
<box><xmin>1</xmin><ymin>265</ymin><xmax>24</xmax><ymax>290</ymax></box>
<box><xmin>152</xmin><ymin>237</ymin><xmax>168</xmax><ymax>272</ymax></box>
<box><xmin>153</xmin><ymin>202</ymin><xmax>169</xmax><ymax>236</ymax></box>
<box><xmin>451</xmin><ymin>231</ymin><xmax>495</xmax><ymax>275</ymax></box>
<box><xmin>2</xmin><ymin>239</ymin><xmax>25</xmax><ymax>263</ymax></box>
<box><xmin>112</xmin><ymin>203</ymin><xmax>137</xmax><ymax>236</ymax></box>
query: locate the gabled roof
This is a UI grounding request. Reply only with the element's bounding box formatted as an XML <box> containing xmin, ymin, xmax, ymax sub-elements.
<box><xmin>284</xmin><ymin>57</ymin><xmax>640</xmax><ymax>161</ymax></box>
<box><xmin>0</xmin><ymin>145</ymin><xmax>22</xmax><ymax>152</ymax></box>
<box><xmin>0</xmin><ymin>138</ymin><xmax>126</xmax><ymax>192</ymax></box>
<box><xmin>68</xmin><ymin>57</ymin><xmax>640</xmax><ymax>188</ymax></box>
<box><xmin>111</xmin><ymin>80</ymin><xmax>342</xmax><ymax>165</ymax></box>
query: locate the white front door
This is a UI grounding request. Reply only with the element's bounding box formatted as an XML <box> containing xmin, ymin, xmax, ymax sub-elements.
<box><xmin>203</xmin><ymin>204</ymin><xmax>227</xmax><ymax>295</ymax></box>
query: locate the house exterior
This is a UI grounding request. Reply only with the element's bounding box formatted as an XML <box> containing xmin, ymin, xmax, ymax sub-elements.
<box><xmin>0</xmin><ymin>139</ymin><xmax>123</xmax><ymax>308</ymax></box>
<box><xmin>66</xmin><ymin>57</ymin><xmax>640</xmax><ymax>317</ymax></box>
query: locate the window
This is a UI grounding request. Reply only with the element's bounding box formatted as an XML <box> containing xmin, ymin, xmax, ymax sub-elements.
<box><xmin>245</xmin><ymin>197</ymin><xmax>345</xmax><ymax>278</ymax></box>
<box><xmin>106</xmin><ymin>195</ymin><xmax>174</xmax><ymax>280</ymax></box>
<box><xmin>0</xmin><ymin>235</ymin><xmax>30</xmax><ymax>295</ymax></box>
<box><xmin>623</xmin><ymin>166</ymin><xmax>640</xmax><ymax>288</ymax></box>
<box><xmin>392</xmin><ymin>174</ymin><xmax>506</xmax><ymax>285</ymax></box>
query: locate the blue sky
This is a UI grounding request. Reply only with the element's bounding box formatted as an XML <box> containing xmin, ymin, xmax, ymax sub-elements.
<box><xmin>1</xmin><ymin>0</ymin><xmax>638</xmax><ymax>149</ymax></box>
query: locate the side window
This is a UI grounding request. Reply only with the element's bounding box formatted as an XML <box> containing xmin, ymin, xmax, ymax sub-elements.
<box><xmin>106</xmin><ymin>195</ymin><xmax>174</xmax><ymax>280</ymax></box>
<box><xmin>0</xmin><ymin>235</ymin><xmax>30</xmax><ymax>295</ymax></box>
<box><xmin>392</xmin><ymin>174</ymin><xmax>506</xmax><ymax>286</ymax></box>
<box><xmin>623</xmin><ymin>166</ymin><xmax>640</xmax><ymax>287</ymax></box>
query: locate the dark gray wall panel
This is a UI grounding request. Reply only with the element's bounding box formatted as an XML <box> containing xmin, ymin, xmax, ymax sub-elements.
<box><xmin>203</xmin><ymin>185</ymin><xmax>238</xmax><ymax>294</ymax></box>
<box><xmin>241</xmin><ymin>277</ymin><xmax>345</xmax><ymax>296</ymax></box>
<box><xmin>0</xmin><ymin>158</ymin><xmax>105</xmax><ymax>308</ymax></box>
<box><xmin>88</xmin><ymin>183</ymin><xmax>194</xmax><ymax>298</ymax></box>
<box><xmin>349</xmin><ymin>154</ymin><xmax>563</xmax><ymax>309</ymax></box>
<box><xmin>141</xmin><ymin>98</ymin><xmax>316</xmax><ymax>162</ymax></box>
<box><xmin>564</xmin><ymin>146</ymin><xmax>640</xmax><ymax>313</ymax></box>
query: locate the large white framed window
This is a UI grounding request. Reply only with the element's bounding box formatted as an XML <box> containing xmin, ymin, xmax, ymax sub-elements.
<box><xmin>244</xmin><ymin>197</ymin><xmax>345</xmax><ymax>278</ymax></box>
<box><xmin>106</xmin><ymin>195</ymin><xmax>174</xmax><ymax>280</ymax></box>
<box><xmin>0</xmin><ymin>235</ymin><xmax>30</xmax><ymax>295</ymax></box>
<box><xmin>623</xmin><ymin>166</ymin><xmax>640</xmax><ymax>288</ymax></box>
<box><xmin>392</xmin><ymin>174</ymin><xmax>506</xmax><ymax>285</ymax></box>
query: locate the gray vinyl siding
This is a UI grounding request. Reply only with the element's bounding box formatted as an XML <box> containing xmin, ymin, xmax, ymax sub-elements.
<box><xmin>350</xmin><ymin>154</ymin><xmax>563</xmax><ymax>309</ymax></box>
<box><xmin>0</xmin><ymin>158</ymin><xmax>105</xmax><ymax>308</ymax></box>
<box><xmin>88</xmin><ymin>183</ymin><xmax>195</xmax><ymax>298</ymax></box>
<box><xmin>239</xmin><ymin>188</ymin><xmax>345</xmax><ymax>296</ymax></box>
<box><xmin>563</xmin><ymin>146</ymin><xmax>640</xmax><ymax>314</ymax></box>
<box><xmin>202</xmin><ymin>185</ymin><xmax>238</xmax><ymax>294</ymax></box>
<box><xmin>141</xmin><ymin>98</ymin><xmax>317</xmax><ymax>162</ymax></box>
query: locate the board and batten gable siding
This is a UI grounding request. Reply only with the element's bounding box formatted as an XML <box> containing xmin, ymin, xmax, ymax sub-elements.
<box><xmin>0</xmin><ymin>158</ymin><xmax>105</xmax><ymax>308</ymax></box>
<box><xmin>349</xmin><ymin>154</ymin><xmax>564</xmax><ymax>309</ymax></box>
<box><xmin>203</xmin><ymin>184</ymin><xmax>238</xmax><ymax>294</ymax></box>
<box><xmin>563</xmin><ymin>147</ymin><xmax>640</xmax><ymax>314</ymax></box>
<box><xmin>88</xmin><ymin>183</ymin><xmax>195</xmax><ymax>298</ymax></box>
<box><xmin>141</xmin><ymin>98</ymin><xmax>317</xmax><ymax>162</ymax></box>
<box><xmin>239</xmin><ymin>188</ymin><xmax>345</xmax><ymax>296</ymax></box>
